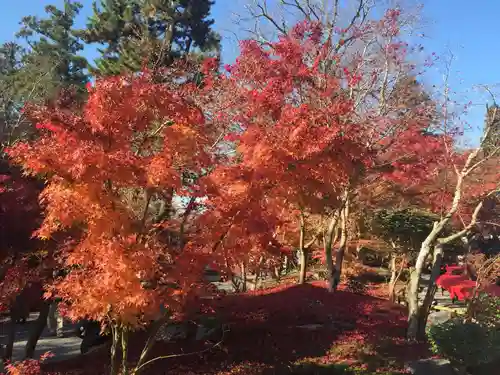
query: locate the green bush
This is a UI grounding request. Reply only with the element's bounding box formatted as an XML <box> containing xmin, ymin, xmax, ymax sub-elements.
<box><xmin>426</xmin><ymin>318</ymin><xmax>500</xmax><ymax>368</ymax></box>
<box><xmin>473</xmin><ymin>294</ymin><xmax>500</xmax><ymax>328</ymax></box>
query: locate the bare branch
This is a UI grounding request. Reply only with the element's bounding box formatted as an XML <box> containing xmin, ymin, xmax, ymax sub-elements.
<box><xmin>438</xmin><ymin>187</ymin><xmax>500</xmax><ymax>244</ymax></box>
<box><xmin>256</xmin><ymin>1</ymin><xmax>287</xmax><ymax>35</ymax></box>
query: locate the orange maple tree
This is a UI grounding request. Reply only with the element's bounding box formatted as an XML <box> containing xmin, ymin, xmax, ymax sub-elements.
<box><xmin>6</xmin><ymin>68</ymin><xmax>219</xmax><ymax>374</ymax></box>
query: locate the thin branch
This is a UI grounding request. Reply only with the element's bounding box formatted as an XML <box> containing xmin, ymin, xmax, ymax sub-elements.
<box><xmin>256</xmin><ymin>1</ymin><xmax>287</xmax><ymax>35</ymax></box>
<box><xmin>438</xmin><ymin>188</ymin><xmax>500</xmax><ymax>244</ymax></box>
<box><xmin>134</xmin><ymin>326</ymin><xmax>228</xmax><ymax>373</ymax></box>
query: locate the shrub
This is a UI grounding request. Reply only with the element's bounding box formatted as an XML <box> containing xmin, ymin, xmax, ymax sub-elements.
<box><xmin>472</xmin><ymin>294</ymin><xmax>500</xmax><ymax>328</ymax></box>
<box><xmin>426</xmin><ymin>318</ymin><xmax>500</xmax><ymax>369</ymax></box>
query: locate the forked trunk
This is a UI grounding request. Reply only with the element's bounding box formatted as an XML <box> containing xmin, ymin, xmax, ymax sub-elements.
<box><xmin>132</xmin><ymin>313</ymin><xmax>171</xmax><ymax>375</ymax></box>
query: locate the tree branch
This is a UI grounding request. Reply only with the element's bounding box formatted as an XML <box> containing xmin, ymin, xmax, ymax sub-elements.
<box><xmin>438</xmin><ymin>188</ymin><xmax>500</xmax><ymax>244</ymax></box>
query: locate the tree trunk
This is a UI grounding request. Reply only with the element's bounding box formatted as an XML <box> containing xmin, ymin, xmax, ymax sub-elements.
<box><xmin>418</xmin><ymin>243</ymin><xmax>444</xmax><ymax>337</ymax></box>
<box><xmin>298</xmin><ymin>248</ymin><xmax>309</xmax><ymax>284</ymax></box>
<box><xmin>24</xmin><ymin>299</ymin><xmax>51</xmax><ymax>359</ymax></box>
<box><xmin>273</xmin><ymin>265</ymin><xmax>281</xmax><ymax>281</ymax></box>
<box><xmin>3</xmin><ymin>312</ymin><xmax>16</xmax><ymax>361</ymax></box>
<box><xmin>407</xmin><ymin>240</ymin><xmax>432</xmax><ymax>340</ymax></box>
<box><xmin>332</xmin><ymin>201</ymin><xmax>350</xmax><ymax>291</ymax></box>
<box><xmin>324</xmin><ymin>209</ymin><xmax>341</xmax><ymax>291</ymax></box>
<box><xmin>388</xmin><ymin>253</ymin><xmax>398</xmax><ymax>303</ymax></box>
<box><xmin>253</xmin><ymin>257</ymin><xmax>264</xmax><ymax>291</ymax></box>
<box><xmin>110</xmin><ymin>325</ymin><xmax>121</xmax><ymax>375</ymax></box>
<box><xmin>240</xmin><ymin>262</ymin><xmax>247</xmax><ymax>292</ymax></box>
<box><xmin>132</xmin><ymin>313</ymin><xmax>170</xmax><ymax>375</ymax></box>
<box><xmin>298</xmin><ymin>212</ymin><xmax>307</xmax><ymax>284</ymax></box>
<box><xmin>122</xmin><ymin>327</ymin><xmax>129</xmax><ymax>375</ymax></box>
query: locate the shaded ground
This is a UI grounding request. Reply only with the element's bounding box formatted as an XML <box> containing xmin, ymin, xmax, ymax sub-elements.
<box><xmin>42</xmin><ymin>282</ymin><xmax>429</xmax><ymax>375</ymax></box>
<box><xmin>0</xmin><ymin>313</ymin><xmax>81</xmax><ymax>372</ymax></box>
<box><xmin>2</xmin><ymin>266</ymin><xmax>467</xmax><ymax>374</ymax></box>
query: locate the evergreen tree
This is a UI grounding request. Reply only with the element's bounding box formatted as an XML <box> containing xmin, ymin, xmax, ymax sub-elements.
<box><xmin>484</xmin><ymin>103</ymin><xmax>500</xmax><ymax>154</ymax></box>
<box><xmin>389</xmin><ymin>74</ymin><xmax>439</xmax><ymax>126</ymax></box>
<box><xmin>79</xmin><ymin>0</ymin><xmax>220</xmax><ymax>76</ymax></box>
<box><xmin>0</xmin><ymin>42</ymin><xmax>27</xmax><ymax>147</ymax></box>
<box><xmin>16</xmin><ymin>0</ymin><xmax>89</xmax><ymax>103</ymax></box>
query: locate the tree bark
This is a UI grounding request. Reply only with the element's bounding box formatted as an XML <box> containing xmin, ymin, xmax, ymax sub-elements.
<box><xmin>24</xmin><ymin>299</ymin><xmax>51</xmax><ymax>359</ymax></box>
<box><xmin>298</xmin><ymin>212</ymin><xmax>307</xmax><ymax>284</ymax></box>
<box><xmin>388</xmin><ymin>252</ymin><xmax>398</xmax><ymax>303</ymax></box>
<box><xmin>253</xmin><ymin>256</ymin><xmax>264</xmax><ymax>291</ymax></box>
<box><xmin>324</xmin><ymin>209</ymin><xmax>341</xmax><ymax>291</ymax></box>
<box><xmin>417</xmin><ymin>243</ymin><xmax>444</xmax><ymax>338</ymax></box>
<box><xmin>404</xmin><ymin>105</ymin><xmax>497</xmax><ymax>340</ymax></box>
<box><xmin>240</xmin><ymin>262</ymin><xmax>247</xmax><ymax>292</ymax></box>
<box><xmin>407</xmin><ymin>239</ymin><xmax>432</xmax><ymax>340</ymax></box>
<box><xmin>121</xmin><ymin>327</ymin><xmax>129</xmax><ymax>375</ymax></box>
<box><xmin>110</xmin><ymin>324</ymin><xmax>121</xmax><ymax>375</ymax></box>
<box><xmin>3</xmin><ymin>312</ymin><xmax>16</xmax><ymax>361</ymax></box>
<box><xmin>332</xmin><ymin>200</ymin><xmax>350</xmax><ymax>291</ymax></box>
<box><xmin>298</xmin><ymin>248</ymin><xmax>309</xmax><ymax>284</ymax></box>
<box><xmin>132</xmin><ymin>313</ymin><xmax>171</xmax><ymax>375</ymax></box>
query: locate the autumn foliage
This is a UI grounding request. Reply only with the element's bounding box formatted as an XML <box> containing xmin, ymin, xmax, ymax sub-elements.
<box><xmin>6</xmin><ymin>71</ymin><xmax>217</xmax><ymax>327</ymax></box>
<box><xmin>2</xmin><ymin>7</ymin><xmax>499</xmax><ymax>374</ymax></box>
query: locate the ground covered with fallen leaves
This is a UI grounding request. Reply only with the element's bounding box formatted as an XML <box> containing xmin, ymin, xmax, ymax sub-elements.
<box><xmin>40</xmin><ymin>280</ymin><xmax>429</xmax><ymax>375</ymax></box>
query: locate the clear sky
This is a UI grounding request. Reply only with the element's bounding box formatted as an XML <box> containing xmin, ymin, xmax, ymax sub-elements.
<box><xmin>1</xmin><ymin>0</ymin><xmax>498</xmax><ymax>143</ymax></box>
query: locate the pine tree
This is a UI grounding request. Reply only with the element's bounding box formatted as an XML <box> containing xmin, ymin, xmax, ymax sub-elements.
<box><xmin>79</xmin><ymin>0</ymin><xmax>220</xmax><ymax>76</ymax></box>
<box><xmin>0</xmin><ymin>42</ymin><xmax>25</xmax><ymax>147</ymax></box>
<box><xmin>484</xmin><ymin>103</ymin><xmax>500</xmax><ymax>154</ymax></box>
<box><xmin>16</xmin><ymin>0</ymin><xmax>89</xmax><ymax>103</ymax></box>
<box><xmin>389</xmin><ymin>74</ymin><xmax>438</xmax><ymax>128</ymax></box>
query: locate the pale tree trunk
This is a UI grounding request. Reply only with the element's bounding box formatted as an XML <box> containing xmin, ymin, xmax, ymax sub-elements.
<box><xmin>388</xmin><ymin>242</ymin><xmax>405</xmax><ymax>303</ymax></box>
<box><xmin>273</xmin><ymin>265</ymin><xmax>281</xmax><ymax>280</ymax></box>
<box><xmin>407</xmin><ymin>238</ymin><xmax>433</xmax><ymax>340</ymax></box>
<box><xmin>405</xmin><ymin>104</ymin><xmax>499</xmax><ymax>340</ymax></box>
<box><xmin>323</xmin><ymin>208</ymin><xmax>341</xmax><ymax>292</ymax></box>
<box><xmin>407</xmin><ymin>189</ymin><xmax>495</xmax><ymax>340</ymax></box>
<box><xmin>332</xmin><ymin>198</ymin><xmax>350</xmax><ymax>291</ymax></box>
<box><xmin>282</xmin><ymin>254</ymin><xmax>289</xmax><ymax>275</ymax></box>
<box><xmin>298</xmin><ymin>212</ymin><xmax>307</xmax><ymax>284</ymax></box>
<box><xmin>388</xmin><ymin>252</ymin><xmax>398</xmax><ymax>303</ymax></box>
<box><xmin>418</xmin><ymin>243</ymin><xmax>444</xmax><ymax>337</ymax></box>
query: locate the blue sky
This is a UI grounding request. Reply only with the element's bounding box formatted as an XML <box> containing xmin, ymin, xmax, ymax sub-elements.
<box><xmin>1</xmin><ymin>0</ymin><xmax>498</xmax><ymax>144</ymax></box>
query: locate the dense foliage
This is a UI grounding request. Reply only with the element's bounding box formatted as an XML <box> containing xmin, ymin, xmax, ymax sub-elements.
<box><xmin>0</xmin><ymin>1</ymin><xmax>499</xmax><ymax>374</ymax></box>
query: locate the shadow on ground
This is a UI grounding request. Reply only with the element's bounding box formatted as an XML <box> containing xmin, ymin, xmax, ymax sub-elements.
<box><xmin>43</xmin><ymin>283</ymin><xmax>428</xmax><ymax>375</ymax></box>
